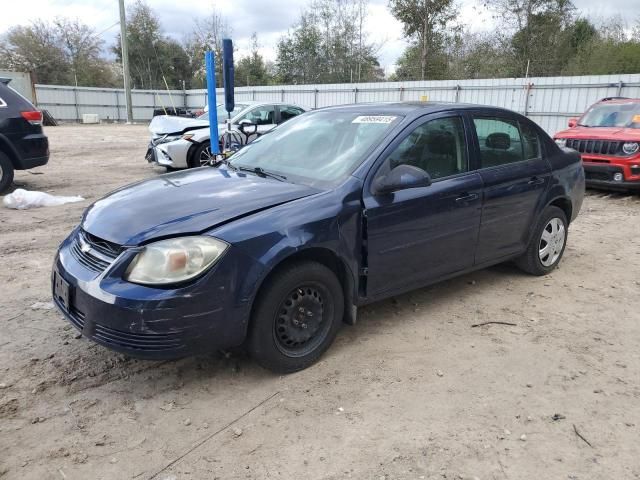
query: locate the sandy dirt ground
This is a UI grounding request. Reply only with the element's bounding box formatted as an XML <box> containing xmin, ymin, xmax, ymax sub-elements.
<box><xmin>1</xmin><ymin>124</ymin><xmax>639</xmax><ymax>480</ymax></box>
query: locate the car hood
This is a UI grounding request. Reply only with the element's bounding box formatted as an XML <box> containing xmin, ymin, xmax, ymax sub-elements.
<box><xmin>82</xmin><ymin>168</ymin><xmax>320</xmax><ymax>246</ymax></box>
<box><xmin>555</xmin><ymin>127</ymin><xmax>640</xmax><ymax>141</ymax></box>
<box><xmin>148</xmin><ymin>115</ymin><xmax>210</xmax><ymax>135</ymax></box>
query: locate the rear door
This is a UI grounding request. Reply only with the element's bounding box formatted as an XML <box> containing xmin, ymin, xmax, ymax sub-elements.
<box><xmin>470</xmin><ymin>114</ymin><xmax>551</xmax><ymax>264</ymax></box>
<box><xmin>363</xmin><ymin>113</ymin><xmax>483</xmax><ymax>297</ymax></box>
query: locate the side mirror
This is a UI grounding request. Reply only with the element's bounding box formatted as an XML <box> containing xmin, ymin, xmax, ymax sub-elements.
<box><xmin>568</xmin><ymin>118</ymin><xmax>578</xmax><ymax>128</ymax></box>
<box><xmin>372</xmin><ymin>164</ymin><xmax>432</xmax><ymax>195</ymax></box>
<box><xmin>238</xmin><ymin>119</ymin><xmax>257</xmax><ymax>135</ymax></box>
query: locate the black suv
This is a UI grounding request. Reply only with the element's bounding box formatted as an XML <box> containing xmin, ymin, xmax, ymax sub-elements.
<box><xmin>0</xmin><ymin>78</ymin><xmax>49</xmax><ymax>192</ymax></box>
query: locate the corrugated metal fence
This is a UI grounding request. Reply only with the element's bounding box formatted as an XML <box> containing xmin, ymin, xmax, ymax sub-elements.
<box><xmin>34</xmin><ymin>73</ymin><xmax>640</xmax><ymax>135</ymax></box>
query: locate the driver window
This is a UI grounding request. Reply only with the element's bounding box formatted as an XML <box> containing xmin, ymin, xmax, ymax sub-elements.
<box><xmin>238</xmin><ymin>105</ymin><xmax>275</xmax><ymax>126</ymax></box>
<box><xmin>385</xmin><ymin>116</ymin><xmax>468</xmax><ymax>180</ymax></box>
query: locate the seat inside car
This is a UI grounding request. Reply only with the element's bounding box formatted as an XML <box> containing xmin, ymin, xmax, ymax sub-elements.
<box><xmin>481</xmin><ymin>132</ymin><xmax>520</xmax><ymax>167</ymax></box>
<box><xmin>420</xmin><ymin>130</ymin><xmax>460</xmax><ymax>179</ymax></box>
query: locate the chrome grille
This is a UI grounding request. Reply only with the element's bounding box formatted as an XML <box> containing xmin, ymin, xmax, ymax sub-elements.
<box><xmin>81</xmin><ymin>230</ymin><xmax>123</xmax><ymax>258</ymax></box>
<box><xmin>69</xmin><ymin>230</ymin><xmax>121</xmax><ymax>273</ymax></box>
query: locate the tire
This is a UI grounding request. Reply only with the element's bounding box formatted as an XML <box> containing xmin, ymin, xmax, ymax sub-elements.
<box><xmin>188</xmin><ymin>140</ymin><xmax>214</xmax><ymax>168</ymax></box>
<box><xmin>247</xmin><ymin>261</ymin><xmax>344</xmax><ymax>373</ymax></box>
<box><xmin>516</xmin><ymin>206</ymin><xmax>568</xmax><ymax>276</ymax></box>
<box><xmin>0</xmin><ymin>151</ymin><xmax>15</xmax><ymax>193</ymax></box>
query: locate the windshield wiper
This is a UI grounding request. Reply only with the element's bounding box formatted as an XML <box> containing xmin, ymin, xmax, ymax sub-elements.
<box><xmin>218</xmin><ymin>157</ymin><xmax>238</xmax><ymax>171</ymax></box>
<box><xmin>236</xmin><ymin>166</ymin><xmax>287</xmax><ymax>182</ymax></box>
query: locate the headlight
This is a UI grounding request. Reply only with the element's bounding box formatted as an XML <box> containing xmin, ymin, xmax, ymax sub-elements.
<box><xmin>155</xmin><ymin>134</ymin><xmax>181</xmax><ymax>145</ymax></box>
<box><xmin>125</xmin><ymin>236</ymin><xmax>228</xmax><ymax>286</ymax></box>
<box><xmin>622</xmin><ymin>142</ymin><xmax>639</xmax><ymax>155</ymax></box>
<box><xmin>555</xmin><ymin>138</ymin><xmax>567</xmax><ymax>148</ymax></box>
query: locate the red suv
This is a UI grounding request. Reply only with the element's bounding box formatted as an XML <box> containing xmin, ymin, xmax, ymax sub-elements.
<box><xmin>554</xmin><ymin>97</ymin><xmax>640</xmax><ymax>192</ymax></box>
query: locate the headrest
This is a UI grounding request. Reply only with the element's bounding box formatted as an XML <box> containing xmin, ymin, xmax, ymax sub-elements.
<box><xmin>486</xmin><ymin>132</ymin><xmax>510</xmax><ymax>150</ymax></box>
<box><xmin>425</xmin><ymin>130</ymin><xmax>455</xmax><ymax>155</ymax></box>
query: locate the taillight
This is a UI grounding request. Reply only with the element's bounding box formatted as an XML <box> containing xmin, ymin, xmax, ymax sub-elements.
<box><xmin>21</xmin><ymin>110</ymin><xmax>43</xmax><ymax>125</ymax></box>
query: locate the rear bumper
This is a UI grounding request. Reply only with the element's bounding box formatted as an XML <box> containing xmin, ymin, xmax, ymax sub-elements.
<box><xmin>583</xmin><ymin>163</ymin><xmax>640</xmax><ymax>191</ymax></box>
<box><xmin>18</xmin><ymin>155</ymin><xmax>49</xmax><ymax>169</ymax></box>
<box><xmin>10</xmin><ymin>133</ymin><xmax>49</xmax><ymax>170</ymax></box>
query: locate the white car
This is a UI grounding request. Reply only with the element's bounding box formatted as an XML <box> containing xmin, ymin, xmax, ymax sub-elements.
<box><xmin>146</xmin><ymin>101</ymin><xmax>307</xmax><ymax>169</ymax></box>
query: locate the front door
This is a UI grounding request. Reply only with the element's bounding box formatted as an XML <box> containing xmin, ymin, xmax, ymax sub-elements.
<box><xmin>363</xmin><ymin>114</ymin><xmax>483</xmax><ymax>297</ymax></box>
<box><xmin>236</xmin><ymin>105</ymin><xmax>277</xmax><ymax>142</ymax></box>
<box><xmin>471</xmin><ymin>115</ymin><xmax>551</xmax><ymax>264</ymax></box>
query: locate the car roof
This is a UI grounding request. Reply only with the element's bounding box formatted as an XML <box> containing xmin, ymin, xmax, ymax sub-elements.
<box><xmin>230</xmin><ymin>101</ymin><xmax>302</xmax><ymax>107</ymax></box>
<box><xmin>316</xmin><ymin>101</ymin><xmax>520</xmax><ymax>118</ymax></box>
<box><xmin>597</xmin><ymin>97</ymin><xmax>640</xmax><ymax>104</ymax></box>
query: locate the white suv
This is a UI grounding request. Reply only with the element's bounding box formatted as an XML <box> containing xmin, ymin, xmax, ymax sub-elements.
<box><xmin>146</xmin><ymin>101</ymin><xmax>306</xmax><ymax>170</ymax></box>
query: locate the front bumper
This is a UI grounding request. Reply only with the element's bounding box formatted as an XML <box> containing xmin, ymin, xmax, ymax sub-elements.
<box><xmin>146</xmin><ymin>138</ymin><xmax>191</xmax><ymax>169</ymax></box>
<box><xmin>52</xmin><ymin>230</ymin><xmax>250</xmax><ymax>359</ymax></box>
<box><xmin>583</xmin><ymin>163</ymin><xmax>640</xmax><ymax>191</ymax></box>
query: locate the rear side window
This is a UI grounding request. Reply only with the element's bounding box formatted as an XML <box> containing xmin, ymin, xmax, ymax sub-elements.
<box><xmin>279</xmin><ymin>106</ymin><xmax>305</xmax><ymax>123</ymax></box>
<box><xmin>519</xmin><ymin>121</ymin><xmax>541</xmax><ymax>159</ymax></box>
<box><xmin>0</xmin><ymin>84</ymin><xmax>36</xmax><ymax>110</ymax></box>
<box><xmin>473</xmin><ymin>117</ymin><xmax>526</xmax><ymax>168</ymax></box>
<box><xmin>238</xmin><ymin>105</ymin><xmax>275</xmax><ymax>125</ymax></box>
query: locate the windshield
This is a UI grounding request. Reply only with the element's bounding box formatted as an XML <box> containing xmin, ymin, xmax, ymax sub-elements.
<box><xmin>228</xmin><ymin>111</ymin><xmax>401</xmax><ymax>188</ymax></box>
<box><xmin>198</xmin><ymin>104</ymin><xmax>247</xmax><ymax>122</ymax></box>
<box><xmin>579</xmin><ymin>102</ymin><xmax>640</xmax><ymax>128</ymax></box>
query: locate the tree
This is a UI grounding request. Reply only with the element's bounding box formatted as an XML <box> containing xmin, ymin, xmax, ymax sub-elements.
<box><xmin>392</xmin><ymin>43</ymin><xmax>448</xmax><ymax>80</ymax></box>
<box><xmin>563</xmin><ymin>17</ymin><xmax>640</xmax><ymax>75</ymax></box>
<box><xmin>184</xmin><ymin>6</ymin><xmax>230</xmax><ymax>87</ymax></box>
<box><xmin>486</xmin><ymin>0</ymin><xmax>575</xmax><ymax>76</ymax></box>
<box><xmin>0</xmin><ymin>21</ymin><xmax>68</xmax><ymax>85</ymax></box>
<box><xmin>112</xmin><ymin>0</ymin><xmax>192</xmax><ymax>89</ymax></box>
<box><xmin>235</xmin><ymin>34</ymin><xmax>271</xmax><ymax>86</ymax></box>
<box><xmin>389</xmin><ymin>0</ymin><xmax>458</xmax><ymax>80</ymax></box>
<box><xmin>276</xmin><ymin>12</ymin><xmax>325</xmax><ymax>84</ymax></box>
<box><xmin>0</xmin><ymin>19</ymin><xmax>117</xmax><ymax>86</ymax></box>
<box><xmin>275</xmin><ymin>0</ymin><xmax>383</xmax><ymax>84</ymax></box>
<box><xmin>54</xmin><ymin>18</ymin><xmax>115</xmax><ymax>87</ymax></box>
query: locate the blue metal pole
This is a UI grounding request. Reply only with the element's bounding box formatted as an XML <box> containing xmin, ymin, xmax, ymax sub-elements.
<box><xmin>205</xmin><ymin>51</ymin><xmax>220</xmax><ymax>155</ymax></box>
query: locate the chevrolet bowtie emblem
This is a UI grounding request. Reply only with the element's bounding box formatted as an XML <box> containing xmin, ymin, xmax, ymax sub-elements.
<box><xmin>79</xmin><ymin>239</ymin><xmax>91</xmax><ymax>253</ymax></box>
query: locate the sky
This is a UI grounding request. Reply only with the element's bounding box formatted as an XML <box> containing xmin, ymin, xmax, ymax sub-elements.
<box><xmin>0</xmin><ymin>0</ymin><xmax>637</xmax><ymax>75</ymax></box>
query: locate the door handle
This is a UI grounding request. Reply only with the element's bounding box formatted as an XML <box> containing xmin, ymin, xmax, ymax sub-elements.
<box><xmin>528</xmin><ymin>176</ymin><xmax>545</xmax><ymax>186</ymax></box>
<box><xmin>455</xmin><ymin>193</ymin><xmax>479</xmax><ymax>203</ymax></box>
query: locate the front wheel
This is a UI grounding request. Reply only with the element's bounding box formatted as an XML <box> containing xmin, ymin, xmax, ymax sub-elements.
<box><xmin>247</xmin><ymin>261</ymin><xmax>344</xmax><ymax>373</ymax></box>
<box><xmin>516</xmin><ymin>206</ymin><xmax>568</xmax><ymax>276</ymax></box>
<box><xmin>188</xmin><ymin>140</ymin><xmax>215</xmax><ymax>168</ymax></box>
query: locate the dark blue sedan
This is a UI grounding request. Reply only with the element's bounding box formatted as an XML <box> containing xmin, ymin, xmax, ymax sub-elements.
<box><xmin>52</xmin><ymin>102</ymin><xmax>585</xmax><ymax>372</ymax></box>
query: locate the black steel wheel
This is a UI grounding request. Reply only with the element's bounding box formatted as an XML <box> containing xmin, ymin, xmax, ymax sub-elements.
<box><xmin>247</xmin><ymin>261</ymin><xmax>344</xmax><ymax>373</ymax></box>
<box><xmin>273</xmin><ymin>284</ymin><xmax>330</xmax><ymax>357</ymax></box>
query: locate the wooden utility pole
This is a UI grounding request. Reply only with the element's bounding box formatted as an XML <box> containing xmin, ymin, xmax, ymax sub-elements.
<box><xmin>118</xmin><ymin>0</ymin><xmax>133</xmax><ymax>123</ymax></box>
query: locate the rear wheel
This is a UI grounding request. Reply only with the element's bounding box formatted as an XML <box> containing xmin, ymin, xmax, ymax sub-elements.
<box><xmin>0</xmin><ymin>151</ymin><xmax>15</xmax><ymax>193</ymax></box>
<box><xmin>516</xmin><ymin>206</ymin><xmax>568</xmax><ymax>276</ymax></box>
<box><xmin>247</xmin><ymin>261</ymin><xmax>344</xmax><ymax>373</ymax></box>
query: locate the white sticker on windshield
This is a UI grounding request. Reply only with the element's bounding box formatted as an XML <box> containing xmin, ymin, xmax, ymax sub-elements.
<box><xmin>352</xmin><ymin>115</ymin><xmax>397</xmax><ymax>124</ymax></box>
